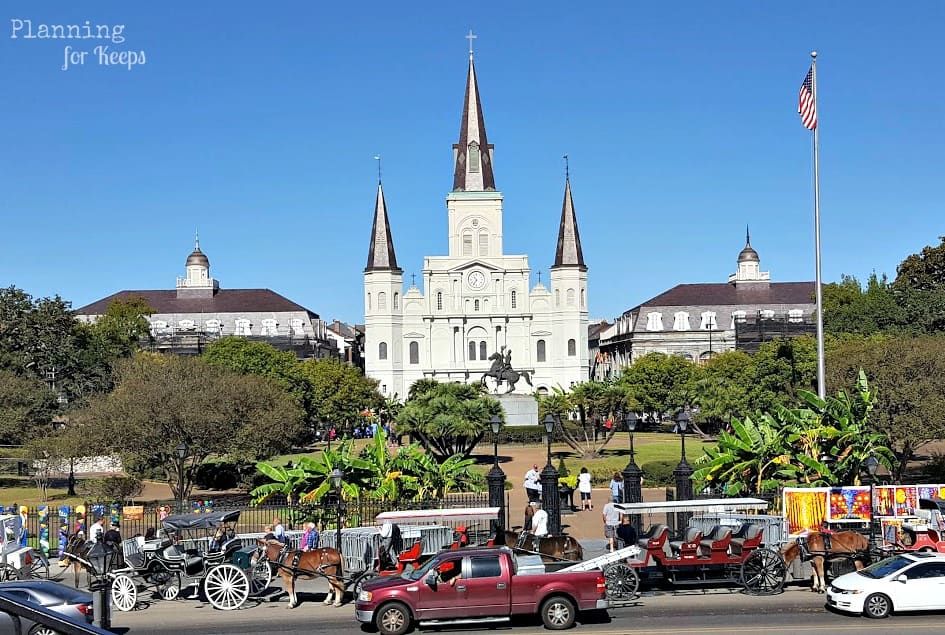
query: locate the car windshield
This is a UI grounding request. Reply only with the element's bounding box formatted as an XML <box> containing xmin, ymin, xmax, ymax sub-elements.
<box><xmin>407</xmin><ymin>557</ymin><xmax>442</xmax><ymax>581</ymax></box>
<box><xmin>857</xmin><ymin>555</ymin><xmax>914</xmax><ymax>579</ymax></box>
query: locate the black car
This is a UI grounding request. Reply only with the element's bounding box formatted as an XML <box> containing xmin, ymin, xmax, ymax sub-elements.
<box><xmin>0</xmin><ymin>580</ymin><xmax>93</xmax><ymax>635</ymax></box>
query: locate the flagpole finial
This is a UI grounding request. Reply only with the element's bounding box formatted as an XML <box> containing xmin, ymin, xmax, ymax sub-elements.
<box><xmin>810</xmin><ymin>51</ymin><xmax>817</xmax><ymax>59</ymax></box>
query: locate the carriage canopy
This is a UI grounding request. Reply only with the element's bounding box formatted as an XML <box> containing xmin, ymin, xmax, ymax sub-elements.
<box><xmin>615</xmin><ymin>498</ymin><xmax>770</xmax><ymax>515</ymax></box>
<box><xmin>161</xmin><ymin>510</ymin><xmax>241</xmax><ymax>531</ymax></box>
<box><xmin>374</xmin><ymin>507</ymin><xmax>500</xmax><ymax>524</ymax></box>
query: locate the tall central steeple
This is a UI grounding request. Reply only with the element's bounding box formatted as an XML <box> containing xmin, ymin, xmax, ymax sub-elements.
<box><xmin>365</xmin><ymin>182</ymin><xmax>401</xmax><ymax>272</ymax></box>
<box><xmin>452</xmin><ymin>46</ymin><xmax>496</xmax><ymax>192</ymax></box>
<box><xmin>552</xmin><ymin>176</ymin><xmax>586</xmax><ymax>270</ymax></box>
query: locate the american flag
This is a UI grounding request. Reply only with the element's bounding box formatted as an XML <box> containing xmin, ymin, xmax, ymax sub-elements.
<box><xmin>798</xmin><ymin>66</ymin><xmax>817</xmax><ymax>130</ymax></box>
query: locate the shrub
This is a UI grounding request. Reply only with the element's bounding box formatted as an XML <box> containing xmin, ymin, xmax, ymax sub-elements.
<box><xmin>640</xmin><ymin>460</ymin><xmax>678</xmax><ymax>486</ymax></box>
<box><xmin>556</xmin><ymin>457</ymin><xmax>570</xmax><ymax>478</ymax></box>
<box><xmin>79</xmin><ymin>476</ymin><xmax>144</xmax><ymax>503</ymax></box>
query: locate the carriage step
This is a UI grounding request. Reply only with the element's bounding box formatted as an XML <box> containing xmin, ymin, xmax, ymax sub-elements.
<box><xmin>420</xmin><ymin>617</ymin><xmax>510</xmax><ymax>627</ymax></box>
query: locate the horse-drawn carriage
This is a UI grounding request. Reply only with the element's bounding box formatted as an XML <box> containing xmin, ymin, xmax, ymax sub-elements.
<box><xmin>0</xmin><ymin>515</ymin><xmax>37</xmax><ymax>581</ymax></box>
<box><xmin>580</xmin><ymin>498</ymin><xmax>789</xmax><ymax>601</ymax></box>
<box><xmin>109</xmin><ymin>510</ymin><xmax>271</xmax><ymax>611</ymax></box>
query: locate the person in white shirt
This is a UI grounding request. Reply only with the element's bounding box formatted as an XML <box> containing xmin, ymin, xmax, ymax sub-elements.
<box><xmin>577</xmin><ymin>466</ymin><xmax>593</xmax><ymax>511</ymax></box>
<box><xmin>89</xmin><ymin>517</ymin><xmax>105</xmax><ymax>543</ymax></box>
<box><xmin>524</xmin><ymin>464</ymin><xmax>542</xmax><ymax>502</ymax></box>
<box><xmin>531</xmin><ymin>502</ymin><xmax>549</xmax><ymax>538</ymax></box>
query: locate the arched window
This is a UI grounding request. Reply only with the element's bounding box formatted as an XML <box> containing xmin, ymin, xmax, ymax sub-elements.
<box><xmin>510</xmin><ymin>290</ymin><xmax>517</xmax><ymax>309</ymax></box>
<box><xmin>377</xmin><ymin>292</ymin><xmax>387</xmax><ymax>311</ymax></box>
<box><xmin>673</xmin><ymin>311</ymin><xmax>690</xmax><ymax>331</ymax></box>
<box><xmin>479</xmin><ymin>341</ymin><xmax>487</xmax><ymax>360</ymax></box>
<box><xmin>393</xmin><ymin>292</ymin><xmax>399</xmax><ymax>310</ymax></box>
<box><xmin>409</xmin><ymin>341</ymin><xmax>419</xmax><ymax>364</ymax></box>
<box><xmin>462</xmin><ymin>232</ymin><xmax>473</xmax><ymax>257</ymax></box>
<box><xmin>537</xmin><ymin>339</ymin><xmax>546</xmax><ymax>363</ymax></box>
<box><xmin>555</xmin><ymin>289</ymin><xmax>560</xmax><ymax>306</ymax></box>
<box><xmin>367</xmin><ymin>293</ymin><xmax>372</xmax><ymax>311</ymax></box>
<box><xmin>478</xmin><ymin>232</ymin><xmax>488</xmax><ymax>256</ymax></box>
<box><xmin>468</xmin><ymin>141</ymin><xmax>480</xmax><ymax>173</ymax></box>
<box><xmin>378</xmin><ymin>342</ymin><xmax>388</xmax><ymax>360</ymax></box>
<box><xmin>645</xmin><ymin>312</ymin><xmax>663</xmax><ymax>331</ymax></box>
<box><xmin>261</xmin><ymin>319</ymin><xmax>278</xmax><ymax>336</ymax></box>
<box><xmin>436</xmin><ymin>291</ymin><xmax>443</xmax><ymax>311</ymax></box>
<box><xmin>474</xmin><ymin>299</ymin><xmax>480</xmax><ymax>311</ymax></box>
<box><xmin>235</xmin><ymin>319</ymin><xmax>252</xmax><ymax>336</ymax></box>
<box><xmin>567</xmin><ymin>338</ymin><xmax>577</xmax><ymax>356</ymax></box>
<box><xmin>468</xmin><ymin>341</ymin><xmax>477</xmax><ymax>360</ymax></box>
<box><xmin>700</xmin><ymin>311</ymin><xmax>717</xmax><ymax>330</ymax></box>
<box><xmin>580</xmin><ymin>288</ymin><xmax>586</xmax><ymax>308</ymax></box>
<box><xmin>567</xmin><ymin>288</ymin><xmax>576</xmax><ymax>306</ymax></box>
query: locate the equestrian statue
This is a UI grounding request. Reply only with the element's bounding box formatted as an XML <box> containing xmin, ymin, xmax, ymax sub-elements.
<box><xmin>481</xmin><ymin>347</ymin><xmax>532</xmax><ymax>394</ymax></box>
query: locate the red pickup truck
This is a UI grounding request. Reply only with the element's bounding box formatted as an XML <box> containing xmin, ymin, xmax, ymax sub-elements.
<box><xmin>355</xmin><ymin>546</ymin><xmax>608</xmax><ymax>635</ymax></box>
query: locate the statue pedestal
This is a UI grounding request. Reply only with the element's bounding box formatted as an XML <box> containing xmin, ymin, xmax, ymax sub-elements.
<box><xmin>496</xmin><ymin>393</ymin><xmax>538</xmax><ymax>427</ymax></box>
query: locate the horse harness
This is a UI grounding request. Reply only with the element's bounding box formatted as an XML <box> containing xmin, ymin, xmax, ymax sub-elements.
<box><xmin>269</xmin><ymin>543</ymin><xmax>345</xmax><ymax>583</ymax></box>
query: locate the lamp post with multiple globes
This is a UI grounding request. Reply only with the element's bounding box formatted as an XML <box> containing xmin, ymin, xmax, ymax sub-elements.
<box><xmin>486</xmin><ymin>415</ymin><xmax>507</xmax><ymax>535</ymax></box>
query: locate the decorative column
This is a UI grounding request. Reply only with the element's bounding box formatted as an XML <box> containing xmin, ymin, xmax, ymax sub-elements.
<box><xmin>487</xmin><ymin>416</ymin><xmax>507</xmax><ymax>535</ymax></box>
<box><xmin>673</xmin><ymin>410</ymin><xmax>694</xmax><ymax>529</ymax></box>
<box><xmin>622</xmin><ymin>413</ymin><xmax>644</xmax><ymax>505</ymax></box>
<box><xmin>541</xmin><ymin>414</ymin><xmax>562</xmax><ymax>536</ymax></box>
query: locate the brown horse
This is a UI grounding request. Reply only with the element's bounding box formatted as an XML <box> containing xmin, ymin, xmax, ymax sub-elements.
<box><xmin>254</xmin><ymin>539</ymin><xmax>345</xmax><ymax>608</ymax></box>
<box><xmin>60</xmin><ymin>533</ymin><xmax>91</xmax><ymax>588</ymax></box>
<box><xmin>497</xmin><ymin>530</ymin><xmax>584</xmax><ymax>561</ymax></box>
<box><xmin>781</xmin><ymin>531</ymin><xmax>869</xmax><ymax>593</ymax></box>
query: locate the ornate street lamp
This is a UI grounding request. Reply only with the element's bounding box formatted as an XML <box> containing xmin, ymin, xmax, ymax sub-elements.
<box><xmin>541</xmin><ymin>414</ymin><xmax>562</xmax><ymax>536</ymax></box>
<box><xmin>86</xmin><ymin>540</ymin><xmax>121</xmax><ymax>628</ymax></box>
<box><xmin>864</xmin><ymin>454</ymin><xmax>880</xmax><ymax>550</ymax></box>
<box><xmin>175</xmin><ymin>441</ymin><xmax>190</xmax><ymax>514</ymax></box>
<box><xmin>622</xmin><ymin>413</ymin><xmax>644</xmax><ymax>505</ymax></box>
<box><xmin>487</xmin><ymin>415</ymin><xmax>506</xmax><ymax>535</ymax></box>
<box><xmin>672</xmin><ymin>410</ymin><xmax>694</xmax><ymax>530</ymax></box>
<box><xmin>330</xmin><ymin>467</ymin><xmax>344</xmax><ymax>551</ymax></box>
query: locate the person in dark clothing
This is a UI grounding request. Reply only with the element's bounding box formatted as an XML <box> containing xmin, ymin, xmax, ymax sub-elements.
<box><xmin>616</xmin><ymin>516</ymin><xmax>637</xmax><ymax>548</ymax></box>
<box><xmin>103</xmin><ymin>522</ymin><xmax>122</xmax><ymax>547</ymax></box>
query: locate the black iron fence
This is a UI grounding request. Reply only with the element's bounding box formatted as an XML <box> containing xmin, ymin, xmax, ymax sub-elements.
<box><xmin>8</xmin><ymin>492</ymin><xmax>502</xmax><ymax>557</ymax></box>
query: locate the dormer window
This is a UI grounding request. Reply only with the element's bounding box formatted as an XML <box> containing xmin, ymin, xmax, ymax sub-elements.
<box><xmin>468</xmin><ymin>142</ymin><xmax>480</xmax><ymax>173</ymax></box>
<box><xmin>760</xmin><ymin>309</ymin><xmax>775</xmax><ymax>320</ymax></box>
<box><xmin>673</xmin><ymin>311</ymin><xmax>691</xmax><ymax>331</ymax></box>
<box><xmin>645</xmin><ymin>312</ymin><xmax>663</xmax><ymax>332</ymax></box>
<box><xmin>700</xmin><ymin>311</ymin><xmax>717</xmax><ymax>330</ymax></box>
<box><xmin>789</xmin><ymin>309</ymin><xmax>804</xmax><ymax>323</ymax></box>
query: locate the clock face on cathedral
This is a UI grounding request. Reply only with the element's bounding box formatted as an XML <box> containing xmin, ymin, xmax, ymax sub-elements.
<box><xmin>467</xmin><ymin>270</ymin><xmax>486</xmax><ymax>290</ymax></box>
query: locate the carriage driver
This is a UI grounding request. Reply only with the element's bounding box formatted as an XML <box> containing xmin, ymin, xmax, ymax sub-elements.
<box><xmin>378</xmin><ymin>522</ymin><xmax>402</xmax><ymax>569</ymax></box>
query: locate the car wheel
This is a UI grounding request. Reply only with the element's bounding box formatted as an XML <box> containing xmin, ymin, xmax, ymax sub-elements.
<box><xmin>28</xmin><ymin>626</ymin><xmax>58</xmax><ymax>635</ymax></box>
<box><xmin>863</xmin><ymin>593</ymin><xmax>892</xmax><ymax>619</ymax></box>
<box><xmin>375</xmin><ymin>601</ymin><xmax>412</xmax><ymax>635</ymax></box>
<box><xmin>541</xmin><ymin>595</ymin><xmax>576</xmax><ymax>630</ymax></box>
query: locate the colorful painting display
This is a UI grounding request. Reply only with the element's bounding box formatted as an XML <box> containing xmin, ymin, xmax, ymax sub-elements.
<box><xmin>38</xmin><ymin>506</ymin><xmax>49</xmax><ymax>555</ymax></box>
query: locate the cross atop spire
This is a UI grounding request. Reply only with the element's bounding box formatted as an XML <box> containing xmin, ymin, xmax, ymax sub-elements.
<box><xmin>563</xmin><ymin>154</ymin><xmax>569</xmax><ymax>181</ymax></box>
<box><xmin>466</xmin><ymin>29</ymin><xmax>477</xmax><ymax>59</ymax></box>
<box><xmin>746</xmin><ymin>224</ymin><xmax>751</xmax><ymax>246</ymax></box>
<box><xmin>452</xmin><ymin>41</ymin><xmax>496</xmax><ymax>192</ymax></box>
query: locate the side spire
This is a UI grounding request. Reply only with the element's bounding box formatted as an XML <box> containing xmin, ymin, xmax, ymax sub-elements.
<box><xmin>452</xmin><ymin>33</ymin><xmax>495</xmax><ymax>192</ymax></box>
<box><xmin>365</xmin><ymin>181</ymin><xmax>401</xmax><ymax>272</ymax></box>
<box><xmin>552</xmin><ymin>170</ymin><xmax>586</xmax><ymax>270</ymax></box>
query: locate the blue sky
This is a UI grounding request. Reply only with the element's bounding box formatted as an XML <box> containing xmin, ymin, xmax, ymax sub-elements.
<box><xmin>2</xmin><ymin>2</ymin><xmax>943</xmax><ymax>324</ymax></box>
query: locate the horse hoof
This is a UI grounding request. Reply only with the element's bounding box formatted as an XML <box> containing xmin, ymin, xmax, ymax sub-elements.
<box><xmin>334</xmin><ymin>602</ymin><xmax>342</xmax><ymax>607</ymax></box>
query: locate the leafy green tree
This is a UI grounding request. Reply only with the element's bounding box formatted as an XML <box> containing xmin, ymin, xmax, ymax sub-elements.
<box><xmin>823</xmin><ymin>274</ymin><xmax>908</xmax><ymax>336</ymax></box>
<box><xmin>297</xmin><ymin>357</ymin><xmax>383</xmax><ymax>430</ymax></box>
<box><xmin>78</xmin><ymin>353</ymin><xmax>304</xmax><ymax>501</ymax></box>
<box><xmin>548</xmin><ymin>381</ymin><xmax>638</xmax><ymax>458</ymax></box>
<box><xmin>396</xmin><ymin>381</ymin><xmax>502</xmax><ymax>460</ymax></box>
<box><xmin>89</xmin><ymin>297</ymin><xmax>155</xmax><ymax>358</ymax></box>
<box><xmin>827</xmin><ymin>335</ymin><xmax>945</xmax><ymax>480</ymax></box>
<box><xmin>618</xmin><ymin>353</ymin><xmax>697</xmax><ymax>420</ymax></box>
<box><xmin>894</xmin><ymin>236</ymin><xmax>945</xmax><ymax>292</ymax></box>
<box><xmin>0</xmin><ymin>370</ymin><xmax>58</xmax><ymax>444</ymax></box>
<box><xmin>747</xmin><ymin>336</ymin><xmax>818</xmax><ymax>411</ymax></box>
<box><xmin>689</xmin><ymin>350</ymin><xmax>754</xmax><ymax>432</ymax></box>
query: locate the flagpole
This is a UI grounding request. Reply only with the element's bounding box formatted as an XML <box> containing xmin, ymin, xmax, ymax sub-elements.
<box><xmin>811</xmin><ymin>50</ymin><xmax>826</xmax><ymax>400</ymax></box>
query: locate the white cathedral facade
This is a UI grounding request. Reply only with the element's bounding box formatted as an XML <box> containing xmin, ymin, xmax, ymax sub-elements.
<box><xmin>364</xmin><ymin>50</ymin><xmax>589</xmax><ymax>399</ymax></box>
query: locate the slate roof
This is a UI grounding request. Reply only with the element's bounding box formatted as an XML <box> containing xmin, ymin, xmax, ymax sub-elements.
<box><xmin>629</xmin><ymin>282</ymin><xmax>815</xmax><ymax>312</ymax></box>
<box><xmin>452</xmin><ymin>55</ymin><xmax>496</xmax><ymax>191</ymax></box>
<box><xmin>365</xmin><ymin>182</ymin><xmax>400</xmax><ymax>272</ymax></box>
<box><xmin>552</xmin><ymin>178</ymin><xmax>586</xmax><ymax>270</ymax></box>
<box><xmin>75</xmin><ymin>289</ymin><xmax>319</xmax><ymax>318</ymax></box>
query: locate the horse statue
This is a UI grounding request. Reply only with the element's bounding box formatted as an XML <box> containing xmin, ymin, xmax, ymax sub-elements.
<box><xmin>254</xmin><ymin>539</ymin><xmax>345</xmax><ymax>608</ymax></box>
<box><xmin>481</xmin><ymin>348</ymin><xmax>532</xmax><ymax>394</ymax></box>
<box><xmin>495</xmin><ymin>530</ymin><xmax>584</xmax><ymax>562</ymax></box>
<box><xmin>781</xmin><ymin>531</ymin><xmax>870</xmax><ymax>593</ymax></box>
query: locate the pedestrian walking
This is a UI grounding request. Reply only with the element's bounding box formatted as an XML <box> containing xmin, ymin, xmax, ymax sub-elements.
<box><xmin>524</xmin><ymin>464</ymin><xmax>542</xmax><ymax>502</ymax></box>
<box><xmin>602</xmin><ymin>501</ymin><xmax>621</xmax><ymax>552</ymax></box>
<box><xmin>523</xmin><ymin>502</ymin><xmax>535</xmax><ymax>533</ymax></box>
<box><xmin>578</xmin><ymin>466</ymin><xmax>593</xmax><ymax>511</ymax></box>
<box><xmin>531</xmin><ymin>502</ymin><xmax>549</xmax><ymax>538</ymax></box>
<box><xmin>609</xmin><ymin>472</ymin><xmax>624</xmax><ymax>503</ymax></box>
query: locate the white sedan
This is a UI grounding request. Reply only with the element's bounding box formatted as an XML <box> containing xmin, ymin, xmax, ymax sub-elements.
<box><xmin>826</xmin><ymin>552</ymin><xmax>945</xmax><ymax>618</ymax></box>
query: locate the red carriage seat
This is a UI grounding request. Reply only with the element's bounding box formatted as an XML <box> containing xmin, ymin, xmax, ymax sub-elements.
<box><xmin>729</xmin><ymin>524</ymin><xmax>764</xmax><ymax>556</ymax></box>
<box><xmin>669</xmin><ymin>527</ymin><xmax>703</xmax><ymax>556</ymax></box>
<box><xmin>397</xmin><ymin>541</ymin><xmax>422</xmax><ymax>566</ymax></box>
<box><xmin>698</xmin><ymin>525</ymin><xmax>733</xmax><ymax>558</ymax></box>
<box><xmin>637</xmin><ymin>524</ymin><xmax>670</xmax><ymax>559</ymax></box>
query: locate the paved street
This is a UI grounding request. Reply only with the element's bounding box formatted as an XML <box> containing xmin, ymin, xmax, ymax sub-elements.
<box><xmin>96</xmin><ymin>577</ymin><xmax>945</xmax><ymax>635</ymax></box>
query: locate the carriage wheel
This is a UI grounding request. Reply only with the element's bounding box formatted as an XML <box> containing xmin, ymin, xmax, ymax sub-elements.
<box><xmin>28</xmin><ymin>552</ymin><xmax>49</xmax><ymax>579</ymax></box>
<box><xmin>203</xmin><ymin>564</ymin><xmax>250</xmax><ymax>610</ymax></box>
<box><xmin>741</xmin><ymin>548</ymin><xmax>786</xmax><ymax>596</ymax></box>
<box><xmin>249</xmin><ymin>559</ymin><xmax>272</xmax><ymax>596</ymax></box>
<box><xmin>354</xmin><ymin>572</ymin><xmax>379</xmax><ymax>598</ymax></box>
<box><xmin>151</xmin><ymin>570</ymin><xmax>182</xmax><ymax>600</ymax></box>
<box><xmin>111</xmin><ymin>573</ymin><xmax>138</xmax><ymax>611</ymax></box>
<box><xmin>603</xmin><ymin>562</ymin><xmax>639</xmax><ymax>600</ymax></box>
<box><xmin>0</xmin><ymin>564</ymin><xmax>19</xmax><ymax>581</ymax></box>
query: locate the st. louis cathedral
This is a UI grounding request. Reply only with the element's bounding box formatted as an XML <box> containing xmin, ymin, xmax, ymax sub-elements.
<box><xmin>364</xmin><ymin>48</ymin><xmax>589</xmax><ymax>399</ymax></box>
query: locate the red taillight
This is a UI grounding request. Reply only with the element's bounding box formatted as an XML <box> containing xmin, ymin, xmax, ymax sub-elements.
<box><xmin>596</xmin><ymin>575</ymin><xmax>606</xmax><ymax>595</ymax></box>
<box><xmin>76</xmin><ymin>604</ymin><xmax>92</xmax><ymax>616</ymax></box>
<box><xmin>23</xmin><ymin>553</ymin><xmax>32</xmax><ymax>565</ymax></box>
